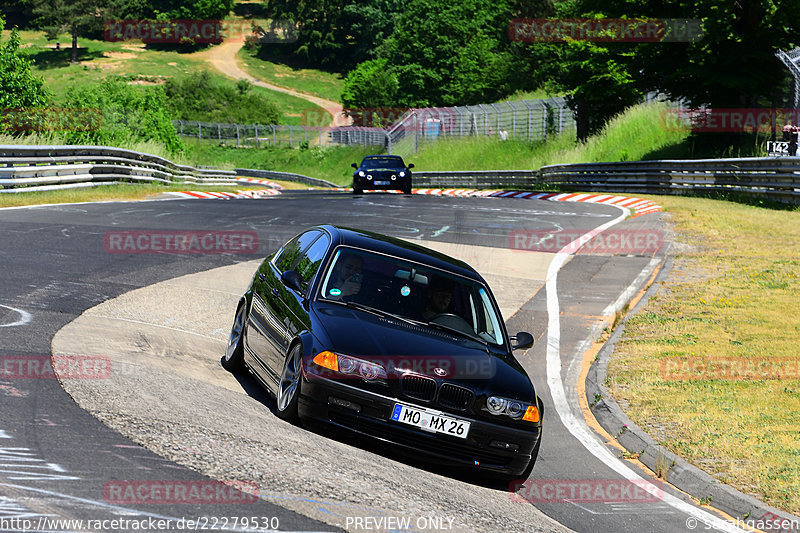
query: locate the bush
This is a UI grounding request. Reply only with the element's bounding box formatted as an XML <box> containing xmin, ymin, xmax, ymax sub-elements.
<box><xmin>164</xmin><ymin>71</ymin><xmax>281</xmax><ymax>124</ymax></box>
<box><xmin>0</xmin><ymin>15</ymin><xmax>51</xmax><ymax>133</ymax></box>
<box><xmin>62</xmin><ymin>78</ymin><xmax>184</xmax><ymax>152</ymax></box>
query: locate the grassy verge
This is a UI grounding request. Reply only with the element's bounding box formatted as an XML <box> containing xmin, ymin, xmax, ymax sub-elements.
<box><xmin>237</xmin><ymin>47</ymin><xmax>345</xmax><ymax>104</ymax></box>
<box><xmin>393</xmin><ymin>102</ymin><xmax>695</xmax><ymax>169</ymax></box>
<box><xmin>180</xmin><ymin>143</ymin><xmax>378</xmax><ymax>184</ymax></box>
<box><xmin>0</xmin><ymin>183</ymin><xmax>271</xmax><ymax>208</ymax></box>
<box><xmin>607</xmin><ymin>195</ymin><xmax>800</xmax><ymax>513</ymax></box>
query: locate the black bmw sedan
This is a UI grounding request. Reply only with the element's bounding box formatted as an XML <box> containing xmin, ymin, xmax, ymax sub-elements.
<box><xmin>222</xmin><ymin>225</ymin><xmax>542</xmax><ymax>480</ymax></box>
<box><xmin>351</xmin><ymin>155</ymin><xmax>413</xmax><ymax>194</ymax></box>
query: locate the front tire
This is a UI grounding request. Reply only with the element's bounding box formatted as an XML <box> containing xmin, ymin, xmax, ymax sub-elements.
<box><xmin>275</xmin><ymin>344</ymin><xmax>303</xmax><ymax>421</ymax></box>
<box><xmin>221</xmin><ymin>302</ymin><xmax>247</xmax><ymax>372</ymax></box>
<box><xmin>353</xmin><ymin>187</ymin><xmax>363</xmax><ymax>195</ymax></box>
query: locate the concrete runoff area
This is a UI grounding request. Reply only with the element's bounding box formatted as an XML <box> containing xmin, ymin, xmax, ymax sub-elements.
<box><xmin>52</xmin><ymin>242</ymin><xmax>565</xmax><ymax>533</ymax></box>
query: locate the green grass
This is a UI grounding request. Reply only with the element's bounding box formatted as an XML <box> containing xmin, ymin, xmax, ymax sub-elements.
<box><xmin>393</xmin><ymin>102</ymin><xmax>692</xmax><ymax>169</ymax></box>
<box><xmin>180</xmin><ymin>143</ymin><xmax>378</xmax><ymax>183</ymax></box>
<box><xmin>237</xmin><ymin>46</ymin><xmax>345</xmax><ymax>104</ymax></box>
<box><xmin>607</xmin><ymin>195</ymin><xmax>800</xmax><ymax>514</ymax></box>
<box><xmin>9</xmin><ymin>29</ymin><xmax>329</xmax><ymax>126</ymax></box>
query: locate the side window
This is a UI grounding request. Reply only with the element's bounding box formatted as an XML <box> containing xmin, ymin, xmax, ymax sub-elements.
<box><xmin>274</xmin><ymin>230</ymin><xmax>321</xmax><ymax>273</ymax></box>
<box><xmin>296</xmin><ymin>234</ymin><xmax>330</xmax><ymax>283</ymax></box>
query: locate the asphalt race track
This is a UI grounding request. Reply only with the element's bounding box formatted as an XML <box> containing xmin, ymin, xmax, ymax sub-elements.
<box><xmin>0</xmin><ymin>190</ymin><xmax>748</xmax><ymax>532</ymax></box>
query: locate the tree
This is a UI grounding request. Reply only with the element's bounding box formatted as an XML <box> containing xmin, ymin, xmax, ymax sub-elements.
<box><xmin>0</xmin><ymin>14</ymin><xmax>51</xmax><ymax>133</ymax></box>
<box><xmin>32</xmin><ymin>0</ymin><xmax>105</xmax><ymax>63</ymax></box>
<box><xmin>340</xmin><ymin>59</ymin><xmax>400</xmax><ymax>125</ymax></box>
<box><xmin>578</xmin><ymin>0</ymin><xmax>800</xmax><ymax>109</ymax></box>
<box><xmin>377</xmin><ymin>0</ymin><xmax>513</xmax><ymax>107</ymax></box>
<box><xmin>264</xmin><ymin>0</ymin><xmax>403</xmax><ymax>70</ymax></box>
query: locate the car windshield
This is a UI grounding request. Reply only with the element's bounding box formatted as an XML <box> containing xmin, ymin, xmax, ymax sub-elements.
<box><xmin>362</xmin><ymin>157</ymin><xmax>405</xmax><ymax>169</ymax></box>
<box><xmin>319</xmin><ymin>247</ymin><xmax>505</xmax><ymax>345</ymax></box>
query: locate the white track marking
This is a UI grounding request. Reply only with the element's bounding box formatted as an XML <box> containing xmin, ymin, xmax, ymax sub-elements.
<box><xmin>0</xmin><ymin>305</ymin><xmax>32</xmax><ymax>328</ymax></box>
<box><xmin>544</xmin><ymin>206</ymin><xmax>745</xmax><ymax>532</ymax></box>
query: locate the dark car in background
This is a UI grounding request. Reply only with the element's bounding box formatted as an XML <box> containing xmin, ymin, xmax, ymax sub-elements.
<box><xmin>351</xmin><ymin>155</ymin><xmax>413</xmax><ymax>195</ymax></box>
<box><xmin>222</xmin><ymin>225</ymin><xmax>541</xmax><ymax>480</ymax></box>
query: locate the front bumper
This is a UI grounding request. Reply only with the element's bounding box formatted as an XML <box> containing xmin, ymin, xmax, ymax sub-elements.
<box><xmin>298</xmin><ymin>375</ymin><xmax>541</xmax><ymax>477</ymax></box>
<box><xmin>353</xmin><ymin>175</ymin><xmax>411</xmax><ymax>191</ymax></box>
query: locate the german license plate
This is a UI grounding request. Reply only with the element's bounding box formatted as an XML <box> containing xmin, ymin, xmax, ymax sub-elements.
<box><xmin>373</xmin><ymin>180</ymin><xmax>390</xmax><ymax>186</ymax></box>
<box><xmin>390</xmin><ymin>403</ymin><xmax>470</xmax><ymax>439</ymax></box>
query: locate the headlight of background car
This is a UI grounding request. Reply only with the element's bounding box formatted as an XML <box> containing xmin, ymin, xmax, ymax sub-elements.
<box><xmin>358</xmin><ymin>171</ymin><xmax>366</xmax><ymax>177</ymax></box>
<box><xmin>313</xmin><ymin>351</ymin><xmax>388</xmax><ymax>383</ymax></box>
<box><xmin>485</xmin><ymin>395</ymin><xmax>539</xmax><ymax>423</ymax></box>
<box><xmin>399</xmin><ymin>171</ymin><xmax>406</xmax><ymax>178</ymax></box>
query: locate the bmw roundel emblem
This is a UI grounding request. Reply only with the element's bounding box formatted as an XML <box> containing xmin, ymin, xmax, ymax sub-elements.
<box><xmin>434</xmin><ymin>367</ymin><xmax>447</xmax><ymax>377</ymax></box>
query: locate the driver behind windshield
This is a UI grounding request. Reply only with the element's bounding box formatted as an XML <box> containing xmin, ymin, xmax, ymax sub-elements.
<box><xmin>422</xmin><ymin>277</ymin><xmax>454</xmax><ymax>320</ymax></box>
<box><xmin>327</xmin><ymin>253</ymin><xmax>363</xmax><ymax>299</ymax></box>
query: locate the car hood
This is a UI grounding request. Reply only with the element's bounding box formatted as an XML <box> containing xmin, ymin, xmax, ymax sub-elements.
<box><xmin>360</xmin><ymin>167</ymin><xmax>406</xmax><ymax>173</ymax></box>
<box><xmin>311</xmin><ymin>302</ymin><xmax>533</xmax><ymax>396</ymax></box>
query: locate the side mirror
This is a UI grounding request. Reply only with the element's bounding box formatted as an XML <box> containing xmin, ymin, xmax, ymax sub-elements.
<box><xmin>510</xmin><ymin>331</ymin><xmax>534</xmax><ymax>351</ymax></box>
<box><xmin>407</xmin><ymin>163</ymin><xmax>415</xmax><ymax>169</ymax></box>
<box><xmin>351</xmin><ymin>163</ymin><xmax>358</xmax><ymax>169</ymax></box>
<box><xmin>281</xmin><ymin>270</ymin><xmax>305</xmax><ymax>294</ymax></box>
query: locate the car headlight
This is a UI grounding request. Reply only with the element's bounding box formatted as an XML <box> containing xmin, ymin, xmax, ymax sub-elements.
<box><xmin>391</xmin><ymin>174</ymin><xmax>397</xmax><ymax>180</ymax></box>
<box><xmin>399</xmin><ymin>171</ymin><xmax>406</xmax><ymax>178</ymax></box>
<box><xmin>486</xmin><ymin>395</ymin><xmax>539</xmax><ymax>422</ymax></box>
<box><xmin>367</xmin><ymin>174</ymin><xmax>373</xmax><ymax>180</ymax></box>
<box><xmin>358</xmin><ymin>171</ymin><xmax>365</xmax><ymax>177</ymax></box>
<box><xmin>487</xmin><ymin>396</ymin><xmax>507</xmax><ymax>414</ymax></box>
<box><xmin>313</xmin><ymin>351</ymin><xmax>387</xmax><ymax>383</ymax></box>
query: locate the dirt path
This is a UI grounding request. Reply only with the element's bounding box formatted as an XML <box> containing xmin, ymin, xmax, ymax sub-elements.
<box><xmin>202</xmin><ymin>40</ymin><xmax>348</xmax><ymax>128</ymax></box>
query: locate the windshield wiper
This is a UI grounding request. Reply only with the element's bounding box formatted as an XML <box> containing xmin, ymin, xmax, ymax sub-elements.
<box><xmin>330</xmin><ymin>299</ymin><xmax>424</xmax><ymax>327</ymax></box>
<box><xmin>424</xmin><ymin>321</ymin><xmax>488</xmax><ymax>345</ymax></box>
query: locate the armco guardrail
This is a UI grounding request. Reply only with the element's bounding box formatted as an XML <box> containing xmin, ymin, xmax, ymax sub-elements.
<box><xmin>235</xmin><ymin>168</ymin><xmax>336</xmax><ymax>188</ymax></box>
<box><xmin>0</xmin><ymin>145</ymin><xmax>238</xmax><ymax>193</ymax></box>
<box><xmin>414</xmin><ymin>157</ymin><xmax>800</xmax><ymax>204</ymax></box>
<box><xmin>538</xmin><ymin>157</ymin><xmax>800</xmax><ymax>203</ymax></box>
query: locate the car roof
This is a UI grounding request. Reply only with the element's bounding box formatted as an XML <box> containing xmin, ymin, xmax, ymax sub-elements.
<box><xmin>316</xmin><ymin>225</ymin><xmax>481</xmax><ymax>281</ymax></box>
<box><xmin>364</xmin><ymin>154</ymin><xmax>402</xmax><ymax>159</ymax></box>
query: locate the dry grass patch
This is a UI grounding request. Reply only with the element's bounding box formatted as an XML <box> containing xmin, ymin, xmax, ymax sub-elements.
<box><xmin>0</xmin><ymin>184</ymin><xmax>267</xmax><ymax>208</ymax></box>
<box><xmin>607</xmin><ymin>195</ymin><xmax>800</xmax><ymax>513</ymax></box>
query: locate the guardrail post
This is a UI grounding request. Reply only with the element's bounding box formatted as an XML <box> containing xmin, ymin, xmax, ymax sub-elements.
<box><xmin>490</xmin><ymin>103</ymin><xmax>501</xmax><ymax>136</ymax></box>
<box><xmin>272</xmin><ymin>125</ymin><xmax>276</xmax><ymax>147</ymax></box>
<box><xmin>236</xmin><ymin>124</ymin><xmax>240</xmax><ymax>147</ymax></box>
<box><xmin>217</xmin><ymin>123</ymin><xmax>221</xmax><ymax>143</ymax></box>
<box><xmin>522</xmin><ymin>100</ymin><xmax>533</xmax><ymax>142</ymax></box>
<box><xmin>539</xmin><ymin>101</ymin><xmax>547</xmax><ymax>141</ymax></box>
<box><xmin>197</xmin><ymin>121</ymin><xmax>201</xmax><ymax>141</ymax></box>
<box><xmin>255</xmin><ymin>125</ymin><xmax>260</xmax><ymax>148</ymax></box>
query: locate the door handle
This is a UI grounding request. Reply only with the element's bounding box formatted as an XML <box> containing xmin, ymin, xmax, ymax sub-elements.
<box><xmin>272</xmin><ymin>288</ymin><xmax>280</xmax><ymax>297</ymax></box>
<box><xmin>258</xmin><ymin>273</ymin><xmax>267</xmax><ymax>281</ymax></box>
